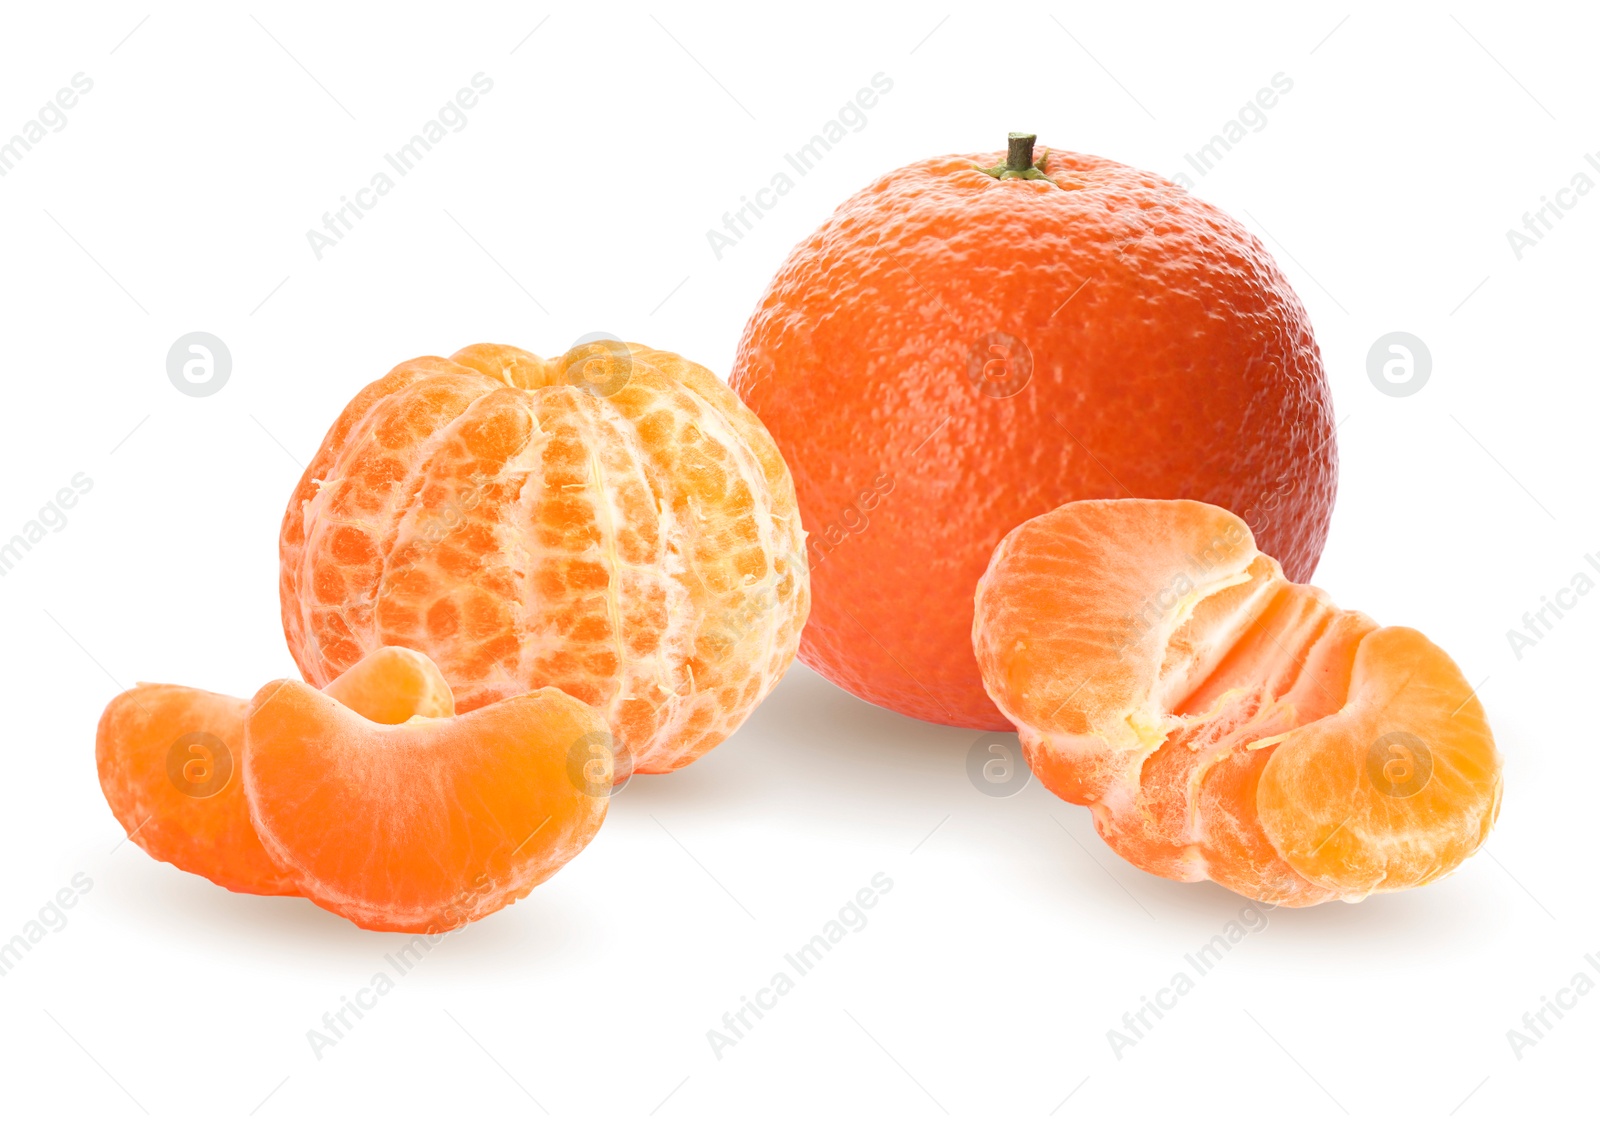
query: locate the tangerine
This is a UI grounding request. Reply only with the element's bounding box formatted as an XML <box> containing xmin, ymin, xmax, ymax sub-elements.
<box><xmin>96</xmin><ymin>646</ymin><xmax>454</xmax><ymax>896</ymax></box>
<box><xmin>244</xmin><ymin>677</ymin><xmax>609</xmax><ymax>933</ymax></box>
<box><xmin>280</xmin><ymin>342</ymin><xmax>808</xmax><ymax>774</ymax></box>
<box><xmin>731</xmin><ymin>134</ymin><xmax>1336</xmax><ymax>728</ymax></box>
<box><xmin>972</xmin><ymin>498</ymin><xmax>1501</xmax><ymax>905</ymax></box>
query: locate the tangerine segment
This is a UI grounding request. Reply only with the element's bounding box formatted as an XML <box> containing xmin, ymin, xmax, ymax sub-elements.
<box><xmin>97</xmin><ymin>685</ymin><xmax>294</xmax><ymax>897</ymax></box>
<box><xmin>973</xmin><ymin>498</ymin><xmax>1502</xmax><ymax>906</ymax></box>
<box><xmin>324</xmin><ymin>645</ymin><xmax>454</xmax><ymax>724</ymax></box>
<box><xmin>1257</xmin><ymin>626</ymin><xmax>1501</xmax><ymax>897</ymax></box>
<box><xmin>243</xmin><ymin>680</ymin><xmax>610</xmax><ymax>933</ymax></box>
<box><xmin>970</xmin><ymin>499</ymin><xmax>1269</xmax><ymax>810</ymax></box>
<box><xmin>96</xmin><ymin>648</ymin><xmax>459</xmax><ymax>897</ymax></box>
<box><xmin>279</xmin><ymin>342</ymin><xmax>808</xmax><ymax>776</ymax></box>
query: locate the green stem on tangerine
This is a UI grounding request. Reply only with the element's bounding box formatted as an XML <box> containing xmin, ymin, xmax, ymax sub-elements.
<box><xmin>978</xmin><ymin>132</ymin><xmax>1052</xmax><ymax>181</ymax></box>
<box><xmin>1006</xmin><ymin>132</ymin><xmax>1035</xmax><ymax>170</ymax></box>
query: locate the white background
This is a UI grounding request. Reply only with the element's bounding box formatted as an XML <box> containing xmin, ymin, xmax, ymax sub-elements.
<box><xmin>0</xmin><ymin>1</ymin><xmax>1592</xmax><ymax>1126</ymax></box>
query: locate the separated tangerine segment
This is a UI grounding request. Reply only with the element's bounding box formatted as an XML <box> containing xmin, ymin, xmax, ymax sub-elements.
<box><xmin>323</xmin><ymin>643</ymin><xmax>455</xmax><ymax>724</ymax></box>
<box><xmin>243</xmin><ymin>679</ymin><xmax>610</xmax><ymax>933</ymax></box>
<box><xmin>97</xmin><ymin>684</ymin><xmax>293</xmax><ymax>897</ymax></box>
<box><xmin>95</xmin><ymin>647</ymin><xmax>455</xmax><ymax>897</ymax></box>
<box><xmin>972</xmin><ymin>498</ymin><xmax>1502</xmax><ymax>906</ymax></box>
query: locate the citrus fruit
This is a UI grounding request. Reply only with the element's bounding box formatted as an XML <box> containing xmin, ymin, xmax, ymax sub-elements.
<box><xmin>279</xmin><ymin>341</ymin><xmax>808</xmax><ymax>775</ymax></box>
<box><xmin>730</xmin><ymin>133</ymin><xmax>1336</xmax><ymax>729</ymax></box>
<box><xmin>244</xmin><ymin>677</ymin><xmax>609</xmax><ymax>933</ymax></box>
<box><xmin>972</xmin><ymin>498</ymin><xmax>1501</xmax><ymax>905</ymax></box>
<box><xmin>98</xmin><ymin>685</ymin><xmax>295</xmax><ymax>897</ymax></box>
<box><xmin>96</xmin><ymin>646</ymin><xmax>454</xmax><ymax>896</ymax></box>
<box><xmin>323</xmin><ymin>641</ymin><xmax>455</xmax><ymax>724</ymax></box>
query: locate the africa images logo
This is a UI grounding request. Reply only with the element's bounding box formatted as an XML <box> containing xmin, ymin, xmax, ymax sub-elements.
<box><xmin>305</xmin><ymin>73</ymin><xmax>495</xmax><ymax>260</ymax></box>
<box><xmin>706</xmin><ymin>874</ymin><xmax>893</xmax><ymax>1060</ymax></box>
<box><xmin>705</xmin><ymin>74</ymin><xmax>893</xmax><ymax>260</ymax></box>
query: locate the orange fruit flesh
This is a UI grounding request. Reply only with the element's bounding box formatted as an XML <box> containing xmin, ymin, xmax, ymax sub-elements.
<box><xmin>973</xmin><ymin>499</ymin><xmax>1502</xmax><ymax>906</ymax></box>
<box><xmin>96</xmin><ymin>647</ymin><xmax>456</xmax><ymax>897</ymax></box>
<box><xmin>244</xmin><ymin>680</ymin><xmax>609</xmax><ymax>933</ymax></box>
<box><xmin>97</xmin><ymin>685</ymin><xmax>293</xmax><ymax>897</ymax></box>
<box><xmin>1257</xmin><ymin>626</ymin><xmax>1501</xmax><ymax>895</ymax></box>
<box><xmin>280</xmin><ymin>342</ymin><xmax>808</xmax><ymax>777</ymax></box>
<box><xmin>323</xmin><ymin>644</ymin><xmax>455</xmax><ymax>724</ymax></box>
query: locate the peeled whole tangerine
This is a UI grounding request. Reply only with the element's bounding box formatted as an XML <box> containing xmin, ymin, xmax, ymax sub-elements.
<box><xmin>278</xmin><ymin>341</ymin><xmax>809</xmax><ymax>778</ymax></box>
<box><xmin>96</xmin><ymin>646</ymin><xmax>455</xmax><ymax>897</ymax></box>
<box><xmin>972</xmin><ymin>498</ymin><xmax>1502</xmax><ymax>906</ymax></box>
<box><xmin>243</xmin><ymin>677</ymin><xmax>611</xmax><ymax>933</ymax></box>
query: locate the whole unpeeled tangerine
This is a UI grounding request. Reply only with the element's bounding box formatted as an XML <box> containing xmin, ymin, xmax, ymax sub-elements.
<box><xmin>731</xmin><ymin>135</ymin><xmax>1336</xmax><ymax>729</ymax></box>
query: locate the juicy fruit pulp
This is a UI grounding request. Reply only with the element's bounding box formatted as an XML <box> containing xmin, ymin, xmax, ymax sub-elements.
<box><xmin>731</xmin><ymin>142</ymin><xmax>1336</xmax><ymax>729</ymax></box>
<box><xmin>98</xmin><ymin>646</ymin><xmax>609</xmax><ymax>931</ymax></box>
<box><xmin>323</xmin><ymin>643</ymin><xmax>454</xmax><ymax>724</ymax></box>
<box><xmin>280</xmin><ymin>342</ymin><xmax>808</xmax><ymax>775</ymax></box>
<box><xmin>972</xmin><ymin>499</ymin><xmax>1501</xmax><ymax>906</ymax></box>
<box><xmin>96</xmin><ymin>646</ymin><xmax>454</xmax><ymax>897</ymax></box>
<box><xmin>244</xmin><ymin>679</ymin><xmax>609</xmax><ymax>933</ymax></box>
<box><xmin>98</xmin><ymin>685</ymin><xmax>295</xmax><ymax>897</ymax></box>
